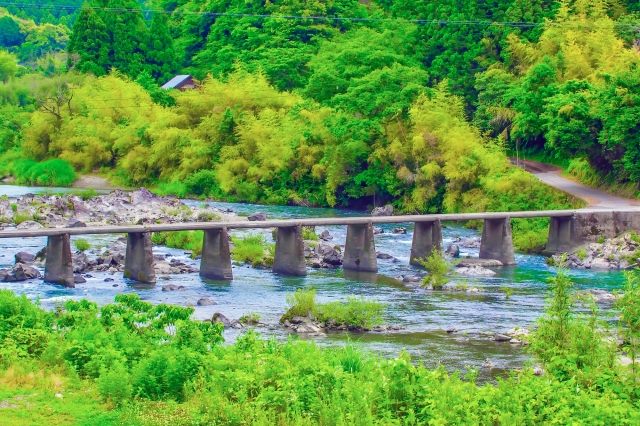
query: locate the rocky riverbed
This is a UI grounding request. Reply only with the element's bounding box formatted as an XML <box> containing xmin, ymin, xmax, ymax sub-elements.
<box><xmin>0</xmin><ymin>188</ymin><xmax>237</xmax><ymax>229</ymax></box>
<box><xmin>549</xmin><ymin>233</ymin><xmax>640</xmax><ymax>270</ymax></box>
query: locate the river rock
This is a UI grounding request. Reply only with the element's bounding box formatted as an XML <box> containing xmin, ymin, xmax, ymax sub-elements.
<box><xmin>376</xmin><ymin>252</ymin><xmax>395</xmax><ymax>260</ymax></box>
<box><xmin>392</xmin><ymin>227</ymin><xmax>407</xmax><ymax>234</ymax></box>
<box><xmin>445</xmin><ymin>244</ymin><xmax>460</xmax><ymax>258</ymax></box>
<box><xmin>161</xmin><ymin>284</ymin><xmax>185</xmax><ymax>292</ymax></box>
<box><xmin>67</xmin><ymin>218</ymin><xmax>86</xmax><ymax>228</ymax></box>
<box><xmin>373</xmin><ymin>227</ymin><xmax>384</xmax><ymax>235</ymax></box>
<box><xmin>197</xmin><ymin>297</ymin><xmax>216</xmax><ymax>306</ymax></box>
<box><xmin>456</xmin><ymin>237</ymin><xmax>481</xmax><ymax>249</ymax></box>
<box><xmin>371</xmin><ymin>204</ymin><xmax>393</xmax><ymax>216</ymax></box>
<box><xmin>16</xmin><ymin>221</ymin><xmax>43</xmax><ymax>230</ymax></box>
<box><xmin>315</xmin><ymin>243</ymin><xmax>342</xmax><ymax>266</ymax></box>
<box><xmin>456</xmin><ymin>258</ymin><xmax>503</xmax><ymax>268</ymax></box>
<box><xmin>14</xmin><ymin>251</ymin><xmax>35</xmax><ymax>264</ymax></box>
<box><xmin>493</xmin><ymin>333</ymin><xmax>511</xmax><ymax>342</ymax></box>
<box><xmin>212</xmin><ymin>312</ymin><xmax>241</xmax><ymax>328</ymax></box>
<box><xmin>248</xmin><ymin>212</ymin><xmax>267</xmax><ymax>221</ymax></box>
<box><xmin>2</xmin><ymin>263</ymin><xmax>41</xmax><ymax>282</ymax></box>
<box><xmin>319</xmin><ymin>230</ymin><xmax>333</xmax><ymax>241</ymax></box>
<box><xmin>456</xmin><ymin>266</ymin><xmax>496</xmax><ymax>277</ymax></box>
<box><xmin>74</xmin><ymin>274</ymin><xmax>87</xmax><ymax>284</ymax></box>
<box><xmin>401</xmin><ymin>275</ymin><xmax>422</xmax><ymax>283</ymax></box>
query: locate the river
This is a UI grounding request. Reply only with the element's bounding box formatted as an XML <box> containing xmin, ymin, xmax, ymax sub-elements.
<box><xmin>0</xmin><ymin>185</ymin><xmax>626</xmax><ymax>379</ymax></box>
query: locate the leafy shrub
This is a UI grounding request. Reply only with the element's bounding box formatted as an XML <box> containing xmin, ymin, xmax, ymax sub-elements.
<box><xmin>282</xmin><ymin>288</ymin><xmax>317</xmax><ymax>321</ymax></box>
<box><xmin>231</xmin><ymin>235</ymin><xmax>274</xmax><ymax>267</ymax></box>
<box><xmin>617</xmin><ymin>272</ymin><xmax>640</xmax><ymax>387</ymax></box>
<box><xmin>73</xmin><ymin>189</ymin><xmax>99</xmax><ymax>200</ymax></box>
<box><xmin>12</xmin><ymin>158</ymin><xmax>76</xmax><ymax>187</ymax></box>
<box><xmin>238</xmin><ymin>313</ymin><xmax>261</xmax><ymax>325</ymax></box>
<box><xmin>97</xmin><ymin>362</ymin><xmax>132</xmax><ymax>405</ymax></box>
<box><xmin>419</xmin><ymin>250</ymin><xmax>450</xmax><ymax>289</ymax></box>
<box><xmin>530</xmin><ymin>270</ymin><xmax>616</xmax><ymax>383</ymax></box>
<box><xmin>302</xmin><ymin>226</ymin><xmax>318</xmax><ymax>241</ymax></box>
<box><xmin>74</xmin><ymin>239</ymin><xmax>91</xmax><ymax>252</ymax></box>
<box><xmin>183</xmin><ymin>170</ymin><xmax>221</xmax><ymax>198</ymax></box>
<box><xmin>12</xmin><ymin>211</ymin><xmax>31</xmax><ymax>225</ymax></box>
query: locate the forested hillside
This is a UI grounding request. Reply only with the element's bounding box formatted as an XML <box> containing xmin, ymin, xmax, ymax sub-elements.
<box><xmin>0</xmin><ymin>0</ymin><xmax>638</xmax><ymax>218</ymax></box>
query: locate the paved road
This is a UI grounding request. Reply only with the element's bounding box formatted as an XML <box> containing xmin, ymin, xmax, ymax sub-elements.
<box><xmin>514</xmin><ymin>159</ymin><xmax>640</xmax><ymax>209</ymax></box>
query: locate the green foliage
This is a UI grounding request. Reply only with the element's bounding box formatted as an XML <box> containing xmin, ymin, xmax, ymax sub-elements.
<box><xmin>617</xmin><ymin>272</ymin><xmax>640</xmax><ymax>387</ymax></box>
<box><xmin>74</xmin><ymin>238</ymin><xmax>90</xmax><ymax>252</ymax></box>
<box><xmin>419</xmin><ymin>250</ymin><xmax>450</xmax><ymax>290</ymax></box>
<box><xmin>281</xmin><ymin>288</ymin><xmax>384</xmax><ymax>330</ymax></box>
<box><xmin>238</xmin><ymin>312</ymin><xmax>260</xmax><ymax>325</ymax></box>
<box><xmin>1</xmin><ymin>286</ymin><xmax>640</xmax><ymax>423</ymax></box>
<box><xmin>302</xmin><ymin>226</ymin><xmax>318</xmax><ymax>241</ymax></box>
<box><xmin>0</xmin><ymin>49</ymin><xmax>18</xmax><ymax>82</ymax></box>
<box><xmin>11</xmin><ymin>158</ymin><xmax>76</xmax><ymax>187</ymax></box>
<box><xmin>530</xmin><ymin>269</ymin><xmax>616</xmax><ymax>384</ymax></box>
<box><xmin>231</xmin><ymin>235</ymin><xmax>274</xmax><ymax>267</ymax></box>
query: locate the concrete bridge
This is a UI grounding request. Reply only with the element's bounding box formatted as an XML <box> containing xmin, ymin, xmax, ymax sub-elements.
<box><xmin>0</xmin><ymin>208</ymin><xmax>639</xmax><ymax>286</ymax></box>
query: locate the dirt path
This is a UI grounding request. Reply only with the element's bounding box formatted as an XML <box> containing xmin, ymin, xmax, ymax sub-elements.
<box><xmin>72</xmin><ymin>175</ymin><xmax>119</xmax><ymax>190</ymax></box>
<box><xmin>513</xmin><ymin>159</ymin><xmax>640</xmax><ymax>208</ymax></box>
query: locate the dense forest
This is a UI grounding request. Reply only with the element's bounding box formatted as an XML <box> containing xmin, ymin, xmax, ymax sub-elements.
<box><xmin>0</xmin><ymin>0</ymin><xmax>639</xmax><ymax>218</ymax></box>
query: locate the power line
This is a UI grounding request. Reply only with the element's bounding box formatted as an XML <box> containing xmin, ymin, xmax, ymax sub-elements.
<box><xmin>2</xmin><ymin>1</ymin><xmax>639</xmax><ymax>29</ymax></box>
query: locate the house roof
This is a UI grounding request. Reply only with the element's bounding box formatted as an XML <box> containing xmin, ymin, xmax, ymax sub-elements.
<box><xmin>161</xmin><ymin>75</ymin><xmax>192</xmax><ymax>89</ymax></box>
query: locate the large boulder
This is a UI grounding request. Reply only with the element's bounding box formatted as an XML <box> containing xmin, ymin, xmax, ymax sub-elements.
<box><xmin>316</xmin><ymin>243</ymin><xmax>342</xmax><ymax>266</ymax></box>
<box><xmin>371</xmin><ymin>204</ymin><xmax>393</xmax><ymax>216</ymax></box>
<box><xmin>15</xmin><ymin>251</ymin><xmax>35</xmax><ymax>264</ymax></box>
<box><xmin>3</xmin><ymin>263</ymin><xmax>41</xmax><ymax>282</ymax></box>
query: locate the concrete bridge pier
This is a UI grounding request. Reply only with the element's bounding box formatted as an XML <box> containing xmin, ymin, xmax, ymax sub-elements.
<box><xmin>479</xmin><ymin>217</ymin><xmax>516</xmax><ymax>265</ymax></box>
<box><xmin>344</xmin><ymin>223</ymin><xmax>378</xmax><ymax>272</ymax></box>
<box><xmin>124</xmin><ymin>232</ymin><xmax>156</xmax><ymax>283</ymax></box>
<box><xmin>273</xmin><ymin>225</ymin><xmax>306</xmax><ymax>276</ymax></box>
<box><xmin>545</xmin><ymin>216</ymin><xmax>577</xmax><ymax>253</ymax></box>
<box><xmin>410</xmin><ymin>220</ymin><xmax>443</xmax><ymax>266</ymax></box>
<box><xmin>200</xmin><ymin>228</ymin><xmax>233</xmax><ymax>280</ymax></box>
<box><xmin>44</xmin><ymin>234</ymin><xmax>74</xmax><ymax>287</ymax></box>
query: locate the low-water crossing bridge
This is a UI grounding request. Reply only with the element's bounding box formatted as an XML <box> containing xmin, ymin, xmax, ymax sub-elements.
<box><xmin>1</xmin><ymin>208</ymin><xmax>639</xmax><ymax>286</ymax></box>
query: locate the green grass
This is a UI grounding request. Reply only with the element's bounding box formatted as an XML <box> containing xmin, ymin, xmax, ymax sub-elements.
<box><xmin>13</xmin><ymin>212</ymin><xmax>31</xmax><ymax>225</ymax></box>
<box><xmin>151</xmin><ymin>231</ymin><xmax>204</xmax><ymax>257</ymax></box>
<box><xmin>231</xmin><ymin>235</ymin><xmax>274</xmax><ymax>267</ymax></box>
<box><xmin>281</xmin><ymin>288</ymin><xmax>384</xmax><ymax>330</ymax></box>
<box><xmin>74</xmin><ymin>239</ymin><xmax>91</xmax><ymax>252</ymax></box>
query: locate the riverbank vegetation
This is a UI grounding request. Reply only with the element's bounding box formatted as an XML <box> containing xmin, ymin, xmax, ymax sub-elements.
<box><xmin>0</xmin><ymin>269</ymin><xmax>639</xmax><ymax>423</ymax></box>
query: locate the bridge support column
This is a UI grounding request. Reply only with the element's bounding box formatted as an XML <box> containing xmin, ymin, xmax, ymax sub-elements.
<box><xmin>479</xmin><ymin>218</ymin><xmax>515</xmax><ymax>265</ymax></box>
<box><xmin>545</xmin><ymin>216</ymin><xmax>577</xmax><ymax>254</ymax></box>
<box><xmin>44</xmin><ymin>234</ymin><xmax>74</xmax><ymax>287</ymax></box>
<box><xmin>344</xmin><ymin>223</ymin><xmax>378</xmax><ymax>272</ymax></box>
<box><xmin>124</xmin><ymin>232</ymin><xmax>156</xmax><ymax>283</ymax></box>
<box><xmin>410</xmin><ymin>220</ymin><xmax>443</xmax><ymax>266</ymax></box>
<box><xmin>200</xmin><ymin>228</ymin><xmax>233</xmax><ymax>280</ymax></box>
<box><xmin>273</xmin><ymin>225</ymin><xmax>306</xmax><ymax>276</ymax></box>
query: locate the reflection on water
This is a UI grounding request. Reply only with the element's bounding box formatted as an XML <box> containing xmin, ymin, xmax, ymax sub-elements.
<box><xmin>0</xmin><ymin>184</ymin><xmax>626</xmax><ymax>379</ymax></box>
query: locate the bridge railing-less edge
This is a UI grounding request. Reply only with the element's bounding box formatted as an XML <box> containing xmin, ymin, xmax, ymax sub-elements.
<box><xmin>1</xmin><ymin>208</ymin><xmax>638</xmax><ymax>287</ymax></box>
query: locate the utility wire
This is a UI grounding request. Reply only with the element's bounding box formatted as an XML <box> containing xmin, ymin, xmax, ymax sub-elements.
<box><xmin>2</xmin><ymin>1</ymin><xmax>639</xmax><ymax>29</ymax></box>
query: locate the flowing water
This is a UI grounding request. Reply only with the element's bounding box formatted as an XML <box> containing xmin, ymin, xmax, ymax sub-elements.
<box><xmin>0</xmin><ymin>185</ymin><xmax>626</xmax><ymax>379</ymax></box>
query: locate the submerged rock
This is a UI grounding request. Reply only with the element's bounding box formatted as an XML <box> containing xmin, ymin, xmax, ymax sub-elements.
<box><xmin>196</xmin><ymin>297</ymin><xmax>216</xmax><ymax>306</ymax></box>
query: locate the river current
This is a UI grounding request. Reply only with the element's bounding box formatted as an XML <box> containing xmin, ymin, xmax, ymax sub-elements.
<box><xmin>0</xmin><ymin>185</ymin><xmax>625</xmax><ymax>378</ymax></box>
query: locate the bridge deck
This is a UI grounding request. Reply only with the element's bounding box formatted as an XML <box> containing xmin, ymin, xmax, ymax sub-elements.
<box><xmin>0</xmin><ymin>208</ymin><xmax>633</xmax><ymax>238</ymax></box>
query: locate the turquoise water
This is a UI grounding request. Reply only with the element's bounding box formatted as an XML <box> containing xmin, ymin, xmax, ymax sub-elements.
<box><xmin>0</xmin><ymin>185</ymin><xmax>625</xmax><ymax>378</ymax></box>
